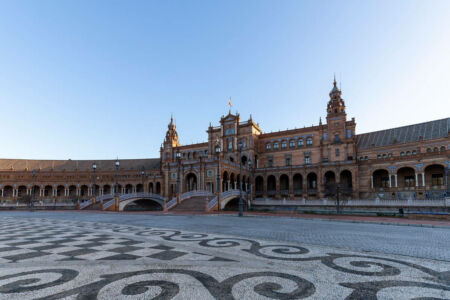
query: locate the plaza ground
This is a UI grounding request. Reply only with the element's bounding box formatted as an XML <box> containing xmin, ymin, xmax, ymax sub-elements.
<box><xmin>0</xmin><ymin>211</ymin><xmax>449</xmax><ymax>299</ymax></box>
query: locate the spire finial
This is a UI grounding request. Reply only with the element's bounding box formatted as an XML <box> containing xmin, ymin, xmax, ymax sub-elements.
<box><xmin>333</xmin><ymin>74</ymin><xmax>337</xmax><ymax>87</ymax></box>
<box><xmin>319</xmin><ymin>117</ymin><xmax>322</xmax><ymax>125</ymax></box>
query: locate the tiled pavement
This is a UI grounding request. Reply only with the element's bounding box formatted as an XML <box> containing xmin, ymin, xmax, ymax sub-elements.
<box><xmin>0</xmin><ymin>216</ymin><xmax>449</xmax><ymax>299</ymax></box>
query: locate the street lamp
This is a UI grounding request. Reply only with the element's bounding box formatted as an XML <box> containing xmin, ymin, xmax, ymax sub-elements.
<box><xmin>141</xmin><ymin>167</ymin><xmax>145</xmax><ymax>193</ymax></box>
<box><xmin>248</xmin><ymin>158</ymin><xmax>252</xmax><ymax>209</ymax></box>
<box><xmin>115</xmin><ymin>159</ymin><xmax>120</xmax><ymax>195</ymax></box>
<box><xmin>92</xmin><ymin>162</ymin><xmax>97</xmax><ymax>198</ymax></box>
<box><xmin>215</xmin><ymin>139</ymin><xmax>221</xmax><ymax>212</ymax></box>
<box><xmin>30</xmin><ymin>170</ymin><xmax>36</xmax><ymax>212</ymax></box>
<box><xmin>176</xmin><ymin>149</ymin><xmax>181</xmax><ymax>202</ymax></box>
<box><xmin>238</xmin><ymin>142</ymin><xmax>243</xmax><ymax>217</ymax></box>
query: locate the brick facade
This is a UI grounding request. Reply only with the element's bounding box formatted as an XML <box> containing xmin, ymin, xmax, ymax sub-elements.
<box><xmin>0</xmin><ymin>79</ymin><xmax>449</xmax><ymax>205</ymax></box>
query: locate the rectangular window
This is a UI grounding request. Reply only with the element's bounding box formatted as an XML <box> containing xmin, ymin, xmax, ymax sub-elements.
<box><xmin>273</xmin><ymin>143</ymin><xmax>279</xmax><ymax>150</ymax></box>
<box><xmin>347</xmin><ymin>129</ymin><xmax>351</xmax><ymax>138</ymax></box>
<box><xmin>281</xmin><ymin>141</ymin><xmax>287</xmax><ymax>149</ymax></box>
<box><xmin>306</xmin><ymin>138</ymin><xmax>313</xmax><ymax>146</ymax></box>
<box><xmin>304</xmin><ymin>156</ymin><xmax>311</xmax><ymax>164</ymax></box>
<box><xmin>266</xmin><ymin>143</ymin><xmax>271</xmax><ymax>150</ymax></box>
<box><xmin>285</xmin><ymin>157</ymin><xmax>291</xmax><ymax>166</ymax></box>
<box><xmin>335</xmin><ymin>149</ymin><xmax>340</xmax><ymax>156</ymax></box>
<box><xmin>267</xmin><ymin>157</ymin><xmax>273</xmax><ymax>167</ymax></box>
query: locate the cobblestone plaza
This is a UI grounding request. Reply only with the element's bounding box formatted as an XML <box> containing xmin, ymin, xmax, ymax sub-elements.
<box><xmin>0</xmin><ymin>212</ymin><xmax>448</xmax><ymax>299</ymax></box>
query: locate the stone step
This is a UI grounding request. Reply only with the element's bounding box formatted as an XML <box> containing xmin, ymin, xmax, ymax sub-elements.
<box><xmin>170</xmin><ymin>196</ymin><xmax>212</xmax><ymax>212</ymax></box>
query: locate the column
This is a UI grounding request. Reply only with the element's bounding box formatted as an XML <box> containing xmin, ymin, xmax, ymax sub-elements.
<box><xmin>1</xmin><ymin>189</ymin><xmax>3</xmax><ymax>197</ymax></box>
<box><xmin>389</xmin><ymin>175</ymin><xmax>392</xmax><ymax>188</ymax></box>
<box><xmin>415</xmin><ymin>173</ymin><xmax>418</xmax><ymax>187</ymax></box>
<box><xmin>370</xmin><ymin>176</ymin><xmax>374</xmax><ymax>189</ymax></box>
<box><xmin>421</xmin><ymin>172</ymin><xmax>425</xmax><ymax>187</ymax></box>
<box><xmin>394</xmin><ymin>174</ymin><xmax>398</xmax><ymax>187</ymax></box>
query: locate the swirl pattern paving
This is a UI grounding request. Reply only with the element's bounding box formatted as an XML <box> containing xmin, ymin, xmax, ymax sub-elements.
<box><xmin>0</xmin><ymin>217</ymin><xmax>448</xmax><ymax>299</ymax></box>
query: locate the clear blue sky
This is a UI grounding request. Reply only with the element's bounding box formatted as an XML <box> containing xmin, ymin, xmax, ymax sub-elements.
<box><xmin>1</xmin><ymin>0</ymin><xmax>449</xmax><ymax>160</ymax></box>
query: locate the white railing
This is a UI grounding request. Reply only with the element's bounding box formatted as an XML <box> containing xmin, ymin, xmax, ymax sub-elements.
<box><xmin>180</xmin><ymin>190</ymin><xmax>213</xmax><ymax>201</ymax></box>
<box><xmin>1</xmin><ymin>202</ymin><xmax>75</xmax><ymax>207</ymax></box>
<box><xmin>166</xmin><ymin>197</ymin><xmax>178</xmax><ymax>209</ymax></box>
<box><xmin>252</xmin><ymin>198</ymin><xmax>449</xmax><ymax>207</ymax></box>
<box><xmin>208</xmin><ymin>196</ymin><xmax>218</xmax><ymax>210</ymax></box>
<box><xmin>102</xmin><ymin>198</ymin><xmax>116</xmax><ymax>210</ymax></box>
<box><xmin>101</xmin><ymin>192</ymin><xmax>166</xmax><ymax>211</ymax></box>
<box><xmin>95</xmin><ymin>194</ymin><xmax>114</xmax><ymax>202</ymax></box>
<box><xmin>79</xmin><ymin>199</ymin><xmax>93</xmax><ymax>209</ymax></box>
<box><xmin>221</xmin><ymin>189</ymin><xmax>246</xmax><ymax>199</ymax></box>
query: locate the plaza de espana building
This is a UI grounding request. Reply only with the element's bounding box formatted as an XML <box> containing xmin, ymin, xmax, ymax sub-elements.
<box><xmin>0</xmin><ymin>79</ymin><xmax>448</xmax><ymax>209</ymax></box>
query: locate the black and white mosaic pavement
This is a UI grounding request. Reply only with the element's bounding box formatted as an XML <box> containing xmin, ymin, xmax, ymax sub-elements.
<box><xmin>0</xmin><ymin>216</ymin><xmax>449</xmax><ymax>299</ymax></box>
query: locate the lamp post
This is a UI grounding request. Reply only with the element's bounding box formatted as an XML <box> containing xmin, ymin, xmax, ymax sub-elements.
<box><xmin>92</xmin><ymin>162</ymin><xmax>97</xmax><ymax>198</ymax></box>
<box><xmin>215</xmin><ymin>139</ymin><xmax>221</xmax><ymax>212</ymax></box>
<box><xmin>115</xmin><ymin>159</ymin><xmax>120</xmax><ymax>195</ymax></box>
<box><xmin>248</xmin><ymin>158</ymin><xmax>252</xmax><ymax>209</ymax></box>
<box><xmin>30</xmin><ymin>170</ymin><xmax>36</xmax><ymax>212</ymax></box>
<box><xmin>141</xmin><ymin>167</ymin><xmax>145</xmax><ymax>193</ymax></box>
<box><xmin>176</xmin><ymin>150</ymin><xmax>181</xmax><ymax>203</ymax></box>
<box><xmin>238</xmin><ymin>142</ymin><xmax>243</xmax><ymax>217</ymax></box>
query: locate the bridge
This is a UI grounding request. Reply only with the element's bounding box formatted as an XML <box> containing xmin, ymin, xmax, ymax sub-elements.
<box><xmin>79</xmin><ymin>192</ymin><xmax>166</xmax><ymax>211</ymax></box>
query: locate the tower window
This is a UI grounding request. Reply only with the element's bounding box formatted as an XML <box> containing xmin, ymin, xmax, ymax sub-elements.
<box><xmin>347</xmin><ymin>129</ymin><xmax>351</xmax><ymax>138</ymax></box>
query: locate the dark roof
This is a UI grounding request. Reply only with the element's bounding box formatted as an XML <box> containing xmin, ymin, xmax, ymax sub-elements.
<box><xmin>0</xmin><ymin>158</ymin><xmax>160</xmax><ymax>172</ymax></box>
<box><xmin>356</xmin><ymin>118</ymin><xmax>449</xmax><ymax>150</ymax></box>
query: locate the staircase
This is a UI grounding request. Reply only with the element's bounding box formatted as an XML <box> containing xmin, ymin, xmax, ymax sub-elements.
<box><xmin>170</xmin><ymin>196</ymin><xmax>212</xmax><ymax>212</ymax></box>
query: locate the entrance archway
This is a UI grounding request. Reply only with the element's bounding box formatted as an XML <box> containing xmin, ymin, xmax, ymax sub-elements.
<box><xmin>185</xmin><ymin>173</ymin><xmax>197</xmax><ymax>192</ymax></box>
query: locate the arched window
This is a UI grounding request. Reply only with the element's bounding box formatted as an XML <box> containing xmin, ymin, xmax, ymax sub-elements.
<box><xmin>412</xmin><ymin>150</ymin><xmax>417</xmax><ymax>155</ymax></box>
<box><xmin>433</xmin><ymin>147</ymin><xmax>438</xmax><ymax>152</ymax></box>
<box><xmin>400</xmin><ymin>152</ymin><xmax>405</xmax><ymax>157</ymax></box>
<box><xmin>388</xmin><ymin>153</ymin><xmax>392</xmax><ymax>158</ymax></box>
<box><xmin>289</xmin><ymin>140</ymin><xmax>295</xmax><ymax>148</ymax></box>
<box><xmin>406</xmin><ymin>151</ymin><xmax>411</xmax><ymax>156</ymax></box>
<box><xmin>298</xmin><ymin>139</ymin><xmax>304</xmax><ymax>147</ymax></box>
<box><xmin>427</xmin><ymin>148</ymin><xmax>431</xmax><ymax>153</ymax></box>
<box><xmin>266</xmin><ymin>143</ymin><xmax>271</xmax><ymax>150</ymax></box>
<box><xmin>187</xmin><ymin>153</ymin><xmax>191</xmax><ymax>160</ymax></box>
<box><xmin>382</xmin><ymin>154</ymin><xmax>386</xmax><ymax>159</ymax></box>
<box><xmin>281</xmin><ymin>141</ymin><xmax>287</xmax><ymax>149</ymax></box>
<box><xmin>273</xmin><ymin>142</ymin><xmax>279</xmax><ymax>150</ymax></box>
<box><xmin>228</xmin><ymin>141</ymin><xmax>233</xmax><ymax>150</ymax></box>
<box><xmin>306</xmin><ymin>137</ymin><xmax>313</xmax><ymax>146</ymax></box>
<box><xmin>441</xmin><ymin>146</ymin><xmax>446</xmax><ymax>151</ymax></box>
<box><xmin>377</xmin><ymin>154</ymin><xmax>381</xmax><ymax>159</ymax></box>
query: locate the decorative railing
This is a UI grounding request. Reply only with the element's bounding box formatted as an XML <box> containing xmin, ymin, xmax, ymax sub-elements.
<box><xmin>166</xmin><ymin>197</ymin><xmax>178</xmax><ymax>209</ymax></box>
<box><xmin>79</xmin><ymin>199</ymin><xmax>93</xmax><ymax>209</ymax></box>
<box><xmin>425</xmin><ymin>190</ymin><xmax>447</xmax><ymax>200</ymax></box>
<box><xmin>180</xmin><ymin>190</ymin><xmax>213</xmax><ymax>201</ymax></box>
<box><xmin>208</xmin><ymin>196</ymin><xmax>218</xmax><ymax>210</ymax></box>
<box><xmin>102</xmin><ymin>198</ymin><xmax>116</xmax><ymax>210</ymax></box>
<box><xmin>280</xmin><ymin>189</ymin><xmax>289</xmax><ymax>195</ymax></box>
<box><xmin>221</xmin><ymin>189</ymin><xmax>246</xmax><ymax>199</ymax></box>
<box><xmin>294</xmin><ymin>189</ymin><xmax>303</xmax><ymax>195</ymax></box>
<box><xmin>101</xmin><ymin>192</ymin><xmax>166</xmax><ymax>211</ymax></box>
<box><xmin>252</xmin><ymin>198</ymin><xmax>449</xmax><ymax>207</ymax></box>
